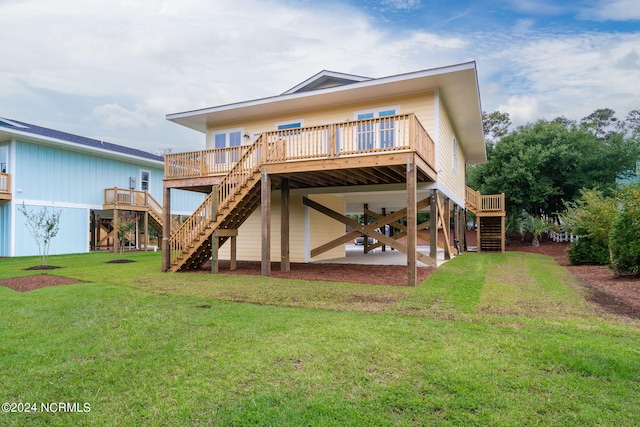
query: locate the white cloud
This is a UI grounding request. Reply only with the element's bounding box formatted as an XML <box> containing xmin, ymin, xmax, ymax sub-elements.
<box><xmin>498</xmin><ymin>96</ymin><xmax>541</xmax><ymax>126</ymax></box>
<box><xmin>1</xmin><ymin>0</ymin><xmax>640</xmax><ymax>154</ymax></box>
<box><xmin>579</xmin><ymin>0</ymin><xmax>640</xmax><ymax>21</ymax></box>
<box><xmin>480</xmin><ymin>31</ymin><xmax>640</xmax><ymax>124</ymax></box>
<box><xmin>93</xmin><ymin>103</ymin><xmax>154</xmax><ymax>131</ymax></box>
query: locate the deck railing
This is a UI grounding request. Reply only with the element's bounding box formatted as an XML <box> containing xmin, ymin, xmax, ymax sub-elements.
<box><xmin>169</xmin><ymin>135</ymin><xmax>265</xmax><ymax>267</ymax></box>
<box><xmin>104</xmin><ymin>188</ymin><xmax>152</xmax><ymax>207</ymax></box>
<box><xmin>465</xmin><ymin>186</ymin><xmax>505</xmax><ymax>212</ymax></box>
<box><xmin>164</xmin><ymin>114</ymin><xmax>435</xmax><ymax>180</ymax></box>
<box><xmin>0</xmin><ymin>172</ymin><xmax>9</xmax><ymax>194</ymax></box>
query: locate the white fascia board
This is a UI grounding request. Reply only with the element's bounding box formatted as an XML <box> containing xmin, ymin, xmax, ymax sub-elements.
<box><xmin>167</xmin><ymin>61</ymin><xmax>480</xmax><ymax>131</ymax></box>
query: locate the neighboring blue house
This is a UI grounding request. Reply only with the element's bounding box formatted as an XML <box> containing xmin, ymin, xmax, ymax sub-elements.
<box><xmin>0</xmin><ymin>118</ymin><xmax>203</xmax><ymax>257</ymax></box>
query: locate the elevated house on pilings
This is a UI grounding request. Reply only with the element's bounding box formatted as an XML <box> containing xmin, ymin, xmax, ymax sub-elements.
<box><xmin>0</xmin><ymin>118</ymin><xmax>202</xmax><ymax>257</ymax></box>
<box><xmin>162</xmin><ymin>61</ymin><xmax>505</xmax><ymax>286</ymax></box>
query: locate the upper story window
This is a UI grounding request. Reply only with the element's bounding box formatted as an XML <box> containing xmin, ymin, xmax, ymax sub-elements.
<box><xmin>0</xmin><ymin>147</ymin><xmax>7</xmax><ymax>173</ymax></box>
<box><xmin>277</xmin><ymin>121</ymin><xmax>302</xmax><ymax>130</ymax></box>
<box><xmin>354</xmin><ymin>107</ymin><xmax>398</xmax><ymax>150</ymax></box>
<box><xmin>140</xmin><ymin>170</ymin><xmax>150</xmax><ymax>191</ymax></box>
<box><xmin>214</xmin><ymin>130</ymin><xmax>242</xmax><ymax>149</ymax></box>
<box><xmin>212</xmin><ymin>129</ymin><xmax>243</xmax><ymax>163</ymax></box>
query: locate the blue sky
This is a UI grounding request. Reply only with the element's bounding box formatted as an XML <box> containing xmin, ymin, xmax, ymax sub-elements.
<box><xmin>0</xmin><ymin>0</ymin><xmax>638</xmax><ymax>154</ymax></box>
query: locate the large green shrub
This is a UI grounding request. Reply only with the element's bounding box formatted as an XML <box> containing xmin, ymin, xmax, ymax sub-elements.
<box><xmin>567</xmin><ymin>236</ymin><xmax>610</xmax><ymax>265</ymax></box>
<box><xmin>560</xmin><ymin>188</ymin><xmax>616</xmax><ymax>265</ymax></box>
<box><xmin>609</xmin><ymin>183</ymin><xmax>640</xmax><ymax>276</ymax></box>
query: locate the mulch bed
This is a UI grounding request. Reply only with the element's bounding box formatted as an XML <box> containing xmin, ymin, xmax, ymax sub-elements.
<box><xmin>0</xmin><ymin>274</ymin><xmax>85</xmax><ymax>292</ymax></box>
<box><xmin>199</xmin><ymin>260</ymin><xmax>434</xmax><ymax>287</ymax></box>
<box><xmin>506</xmin><ymin>235</ymin><xmax>640</xmax><ymax>319</ymax></box>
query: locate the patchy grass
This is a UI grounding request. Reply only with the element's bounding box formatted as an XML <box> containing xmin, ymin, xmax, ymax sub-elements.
<box><xmin>0</xmin><ymin>251</ymin><xmax>639</xmax><ymax>426</ymax></box>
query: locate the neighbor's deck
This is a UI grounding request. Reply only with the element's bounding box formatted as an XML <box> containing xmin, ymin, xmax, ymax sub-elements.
<box><xmin>0</xmin><ymin>172</ymin><xmax>10</xmax><ymax>200</ymax></box>
<box><xmin>163</xmin><ymin>113</ymin><xmax>436</xmax><ymax>192</ymax></box>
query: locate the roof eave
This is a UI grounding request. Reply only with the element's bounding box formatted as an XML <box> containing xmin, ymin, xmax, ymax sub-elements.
<box><xmin>167</xmin><ymin>61</ymin><xmax>486</xmax><ymax>161</ymax></box>
<box><xmin>0</xmin><ymin>128</ymin><xmax>164</xmax><ymax>167</ymax></box>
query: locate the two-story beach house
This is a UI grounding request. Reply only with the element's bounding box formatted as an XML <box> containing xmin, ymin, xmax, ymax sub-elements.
<box><xmin>162</xmin><ymin>62</ymin><xmax>505</xmax><ymax>285</ymax></box>
<box><xmin>0</xmin><ymin>118</ymin><xmax>203</xmax><ymax>257</ymax></box>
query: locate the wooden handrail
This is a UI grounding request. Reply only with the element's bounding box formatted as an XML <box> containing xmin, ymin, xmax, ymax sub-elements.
<box><xmin>164</xmin><ymin>114</ymin><xmax>435</xmax><ymax>179</ymax></box>
<box><xmin>169</xmin><ymin>134</ymin><xmax>267</xmax><ymax>267</ymax></box>
<box><xmin>0</xmin><ymin>172</ymin><xmax>10</xmax><ymax>194</ymax></box>
<box><xmin>104</xmin><ymin>187</ymin><xmax>164</xmax><ymax>219</ymax></box>
<box><xmin>466</xmin><ymin>186</ymin><xmax>504</xmax><ymax>213</ymax></box>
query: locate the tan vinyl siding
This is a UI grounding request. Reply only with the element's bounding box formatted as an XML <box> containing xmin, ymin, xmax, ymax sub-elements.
<box><xmin>308</xmin><ymin>194</ymin><xmax>345</xmax><ymax>261</ymax></box>
<box><xmin>437</xmin><ymin>101</ymin><xmax>466</xmax><ymax>202</ymax></box>
<box><xmin>207</xmin><ymin>92</ymin><xmax>436</xmax><ymax>145</ymax></box>
<box><xmin>217</xmin><ymin>193</ymin><xmax>344</xmax><ymax>262</ymax></box>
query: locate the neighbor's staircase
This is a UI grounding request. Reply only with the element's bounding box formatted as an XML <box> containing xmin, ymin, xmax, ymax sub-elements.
<box><xmin>167</xmin><ymin>135</ymin><xmax>275</xmax><ymax>272</ymax></box>
<box><xmin>465</xmin><ymin>186</ymin><xmax>506</xmax><ymax>252</ymax></box>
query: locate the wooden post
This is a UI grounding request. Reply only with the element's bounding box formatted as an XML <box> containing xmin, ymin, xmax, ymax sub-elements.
<box><xmin>477</xmin><ymin>216</ymin><xmax>482</xmax><ymax>253</ymax></box>
<box><xmin>430</xmin><ymin>189</ymin><xmax>437</xmax><ymax>259</ymax></box>
<box><xmin>211</xmin><ymin>186</ymin><xmax>218</xmax><ymax>274</ymax></box>
<box><xmin>211</xmin><ymin>235</ymin><xmax>219</xmax><ymax>274</ymax></box>
<box><xmin>144</xmin><ymin>211</ymin><xmax>149</xmax><ymax>251</ymax></box>
<box><xmin>443</xmin><ymin>196</ymin><xmax>451</xmax><ymax>260</ymax></box>
<box><xmin>161</xmin><ymin>185</ymin><xmax>171</xmax><ymax>272</ymax></box>
<box><xmin>261</xmin><ymin>168</ymin><xmax>271</xmax><ymax>276</ymax></box>
<box><xmin>407</xmin><ymin>154</ymin><xmax>417</xmax><ymax>286</ymax></box>
<box><xmin>501</xmin><ymin>215</ymin><xmax>506</xmax><ymax>253</ymax></box>
<box><xmin>112</xmin><ymin>207</ymin><xmax>119</xmax><ymax>254</ymax></box>
<box><xmin>381</xmin><ymin>207</ymin><xmax>386</xmax><ymax>252</ymax></box>
<box><xmin>230</xmin><ymin>236</ymin><xmax>237</xmax><ymax>270</ymax></box>
<box><xmin>281</xmin><ymin>178</ymin><xmax>290</xmax><ymax>272</ymax></box>
<box><xmin>90</xmin><ymin>211</ymin><xmax>96</xmax><ymax>251</ymax></box>
<box><xmin>363</xmin><ymin>203</ymin><xmax>369</xmax><ymax>254</ymax></box>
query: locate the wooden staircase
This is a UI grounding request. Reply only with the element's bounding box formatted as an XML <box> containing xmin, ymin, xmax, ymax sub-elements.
<box><xmin>103</xmin><ymin>188</ymin><xmax>174</xmax><ymax>235</ymax></box>
<box><xmin>465</xmin><ymin>186</ymin><xmax>506</xmax><ymax>252</ymax></box>
<box><xmin>167</xmin><ymin>136</ymin><xmax>273</xmax><ymax>272</ymax></box>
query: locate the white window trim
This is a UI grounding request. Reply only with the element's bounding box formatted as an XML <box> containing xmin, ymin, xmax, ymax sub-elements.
<box><xmin>352</xmin><ymin>106</ymin><xmax>401</xmax><ymax>150</ymax></box>
<box><xmin>139</xmin><ymin>169</ymin><xmax>151</xmax><ymax>191</ymax></box>
<box><xmin>209</xmin><ymin>127</ymin><xmax>245</xmax><ymax>149</ymax></box>
<box><xmin>352</xmin><ymin>105</ymin><xmax>400</xmax><ymax>119</ymax></box>
<box><xmin>275</xmin><ymin>119</ymin><xmax>304</xmax><ymax>130</ymax></box>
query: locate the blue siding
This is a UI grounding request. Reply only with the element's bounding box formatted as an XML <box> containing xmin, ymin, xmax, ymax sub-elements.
<box><xmin>0</xmin><ymin>203</ymin><xmax>9</xmax><ymax>256</ymax></box>
<box><xmin>14</xmin><ymin>205</ymin><xmax>88</xmax><ymax>256</ymax></box>
<box><xmin>5</xmin><ymin>139</ymin><xmax>204</xmax><ymax>257</ymax></box>
<box><xmin>15</xmin><ymin>140</ymin><xmax>166</xmax><ymax>205</ymax></box>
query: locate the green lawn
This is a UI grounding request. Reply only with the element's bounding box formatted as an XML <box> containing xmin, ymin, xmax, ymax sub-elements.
<box><xmin>1</xmin><ymin>251</ymin><xmax>638</xmax><ymax>426</ymax></box>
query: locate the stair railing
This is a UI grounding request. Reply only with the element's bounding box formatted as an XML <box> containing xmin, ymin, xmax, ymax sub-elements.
<box><xmin>169</xmin><ymin>135</ymin><xmax>266</xmax><ymax>267</ymax></box>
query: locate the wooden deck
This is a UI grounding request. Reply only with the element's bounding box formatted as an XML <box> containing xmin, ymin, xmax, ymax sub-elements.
<box><xmin>162</xmin><ymin>114</ymin><xmax>480</xmax><ymax>285</ymax></box>
<box><xmin>0</xmin><ymin>172</ymin><xmax>10</xmax><ymax>200</ymax></box>
<box><xmin>465</xmin><ymin>186</ymin><xmax>506</xmax><ymax>252</ymax></box>
<box><xmin>164</xmin><ymin>113</ymin><xmax>437</xmax><ymax>192</ymax></box>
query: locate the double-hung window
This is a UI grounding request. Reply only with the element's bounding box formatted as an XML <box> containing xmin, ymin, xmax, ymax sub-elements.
<box><xmin>140</xmin><ymin>170</ymin><xmax>150</xmax><ymax>191</ymax></box>
<box><xmin>0</xmin><ymin>147</ymin><xmax>7</xmax><ymax>173</ymax></box>
<box><xmin>355</xmin><ymin>108</ymin><xmax>398</xmax><ymax>151</ymax></box>
<box><xmin>213</xmin><ymin>129</ymin><xmax>243</xmax><ymax>164</ymax></box>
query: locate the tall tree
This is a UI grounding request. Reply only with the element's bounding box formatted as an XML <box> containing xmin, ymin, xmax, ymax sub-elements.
<box><xmin>470</xmin><ymin>111</ymin><xmax>638</xmax><ymax>218</ymax></box>
<box><xmin>580</xmin><ymin>108</ymin><xmax>618</xmax><ymax>139</ymax></box>
<box><xmin>482</xmin><ymin>110</ymin><xmax>511</xmax><ymax>143</ymax></box>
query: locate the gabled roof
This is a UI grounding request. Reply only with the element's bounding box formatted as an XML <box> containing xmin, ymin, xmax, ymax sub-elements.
<box><xmin>167</xmin><ymin>61</ymin><xmax>486</xmax><ymax>163</ymax></box>
<box><xmin>281</xmin><ymin>70</ymin><xmax>372</xmax><ymax>95</ymax></box>
<box><xmin>0</xmin><ymin>118</ymin><xmax>163</xmax><ymax>164</ymax></box>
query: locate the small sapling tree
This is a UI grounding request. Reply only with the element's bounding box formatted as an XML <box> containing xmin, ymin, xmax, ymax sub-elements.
<box><xmin>116</xmin><ymin>214</ymin><xmax>138</xmax><ymax>257</ymax></box>
<box><xmin>17</xmin><ymin>203</ymin><xmax>61</xmax><ymax>267</ymax></box>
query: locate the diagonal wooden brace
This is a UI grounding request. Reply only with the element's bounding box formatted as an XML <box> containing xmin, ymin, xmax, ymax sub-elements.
<box><xmin>303</xmin><ymin>196</ymin><xmax>436</xmax><ymax>267</ymax></box>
